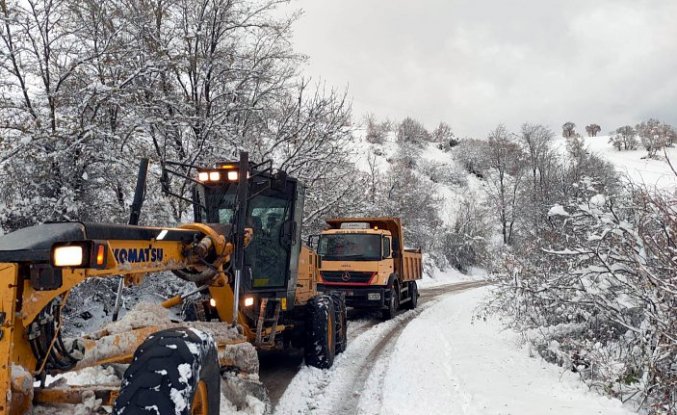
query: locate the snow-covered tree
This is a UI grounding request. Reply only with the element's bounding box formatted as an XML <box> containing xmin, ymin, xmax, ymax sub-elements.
<box><xmin>609</xmin><ymin>125</ymin><xmax>638</xmax><ymax>151</ymax></box>
<box><xmin>396</xmin><ymin>117</ymin><xmax>430</xmax><ymax>146</ymax></box>
<box><xmin>487</xmin><ymin>184</ymin><xmax>676</xmax><ymax>411</ymax></box>
<box><xmin>636</xmin><ymin>119</ymin><xmax>675</xmax><ymax>158</ymax></box>
<box><xmin>585</xmin><ymin>124</ymin><xmax>601</xmax><ymax>137</ymax></box>
<box><xmin>484</xmin><ymin>125</ymin><xmax>526</xmax><ymax>245</ymax></box>
<box><xmin>562</xmin><ymin>121</ymin><xmax>576</xmax><ymax>138</ymax></box>
<box><xmin>432</xmin><ymin>122</ymin><xmax>458</xmax><ymax>149</ymax></box>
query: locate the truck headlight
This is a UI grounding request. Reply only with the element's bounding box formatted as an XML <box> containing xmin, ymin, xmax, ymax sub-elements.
<box><xmin>243</xmin><ymin>296</ymin><xmax>254</xmax><ymax>307</ymax></box>
<box><xmin>227</xmin><ymin>171</ymin><xmax>238</xmax><ymax>181</ymax></box>
<box><xmin>52</xmin><ymin>246</ymin><xmax>85</xmax><ymax>267</ymax></box>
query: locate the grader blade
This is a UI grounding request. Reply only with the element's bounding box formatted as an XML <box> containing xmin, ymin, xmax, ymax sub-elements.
<box><xmin>77</xmin><ymin>303</ymin><xmax>260</xmax><ymax>375</ymax></box>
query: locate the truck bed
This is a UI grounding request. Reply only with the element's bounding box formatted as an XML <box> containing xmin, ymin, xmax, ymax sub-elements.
<box><xmin>400</xmin><ymin>249</ymin><xmax>422</xmax><ymax>282</ymax></box>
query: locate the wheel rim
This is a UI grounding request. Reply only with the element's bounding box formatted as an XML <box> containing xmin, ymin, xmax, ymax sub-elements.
<box><xmin>191</xmin><ymin>380</ymin><xmax>209</xmax><ymax>415</ymax></box>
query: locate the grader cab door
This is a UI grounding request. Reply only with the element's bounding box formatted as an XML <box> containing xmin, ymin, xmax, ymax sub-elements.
<box><xmin>195</xmin><ymin>172</ymin><xmax>304</xmax><ymax>307</ymax></box>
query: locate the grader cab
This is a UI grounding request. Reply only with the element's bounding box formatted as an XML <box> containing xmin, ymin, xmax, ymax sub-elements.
<box><xmin>0</xmin><ymin>152</ymin><xmax>346</xmax><ymax>414</ymax></box>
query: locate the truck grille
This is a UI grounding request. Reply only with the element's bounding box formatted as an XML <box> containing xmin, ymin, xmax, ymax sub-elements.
<box><xmin>320</xmin><ymin>271</ymin><xmax>374</xmax><ymax>284</ymax></box>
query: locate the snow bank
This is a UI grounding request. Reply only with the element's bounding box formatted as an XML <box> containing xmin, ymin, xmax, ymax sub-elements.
<box><xmin>378</xmin><ymin>288</ymin><xmax>635</xmax><ymax>415</ymax></box>
<box><xmin>418</xmin><ymin>262</ymin><xmax>484</xmax><ymax>289</ymax></box>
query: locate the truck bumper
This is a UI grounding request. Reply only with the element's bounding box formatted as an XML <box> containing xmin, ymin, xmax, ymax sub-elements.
<box><xmin>317</xmin><ymin>285</ymin><xmax>387</xmax><ymax>308</ymax></box>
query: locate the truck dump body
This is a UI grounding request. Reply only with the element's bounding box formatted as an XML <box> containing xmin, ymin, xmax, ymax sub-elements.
<box><xmin>402</xmin><ymin>248</ymin><xmax>423</xmax><ymax>281</ymax></box>
<box><xmin>318</xmin><ymin>217</ymin><xmax>422</xmax><ymax>317</ymax></box>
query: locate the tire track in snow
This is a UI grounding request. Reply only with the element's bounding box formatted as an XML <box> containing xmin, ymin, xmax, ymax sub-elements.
<box><xmin>271</xmin><ymin>281</ymin><xmax>486</xmax><ymax>414</ymax></box>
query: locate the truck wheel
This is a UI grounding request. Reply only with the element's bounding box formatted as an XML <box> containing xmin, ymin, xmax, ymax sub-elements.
<box><xmin>404</xmin><ymin>281</ymin><xmax>418</xmax><ymax>310</ymax></box>
<box><xmin>114</xmin><ymin>328</ymin><xmax>220</xmax><ymax>415</ymax></box>
<box><xmin>304</xmin><ymin>295</ymin><xmax>336</xmax><ymax>369</ymax></box>
<box><xmin>382</xmin><ymin>282</ymin><xmax>400</xmax><ymax>320</ymax></box>
<box><xmin>331</xmin><ymin>293</ymin><xmax>348</xmax><ymax>354</ymax></box>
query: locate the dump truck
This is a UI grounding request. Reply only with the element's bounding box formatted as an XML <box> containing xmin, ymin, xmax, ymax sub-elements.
<box><xmin>316</xmin><ymin>217</ymin><xmax>422</xmax><ymax>319</ymax></box>
<box><xmin>0</xmin><ymin>152</ymin><xmax>347</xmax><ymax>414</ymax></box>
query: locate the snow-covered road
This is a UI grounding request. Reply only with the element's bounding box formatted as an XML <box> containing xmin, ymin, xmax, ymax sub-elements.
<box><xmin>273</xmin><ymin>286</ymin><xmax>634</xmax><ymax>415</ymax></box>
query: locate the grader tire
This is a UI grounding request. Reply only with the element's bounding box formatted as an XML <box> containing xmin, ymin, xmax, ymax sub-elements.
<box><xmin>304</xmin><ymin>295</ymin><xmax>336</xmax><ymax>369</ymax></box>
<box><xmin>332</xmin><ymin>293</ymin><xmax>348</xmax><ymax>354</ymax></box>
<box><xmin>114</xmin><ymin>328</ymin><xmax>220</xmax><ymax>415</ymax></box>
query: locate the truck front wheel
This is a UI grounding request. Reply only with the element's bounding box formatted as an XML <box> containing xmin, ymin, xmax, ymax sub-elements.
<box><xmin>304</xmin><ymin>295</ymin><xmax>336</xmax><ymax>369</ymax></box>
<box><xmin>382</xmin><ymin>282</ymin><xmax>400</xmax><ymax>320</ymax></box>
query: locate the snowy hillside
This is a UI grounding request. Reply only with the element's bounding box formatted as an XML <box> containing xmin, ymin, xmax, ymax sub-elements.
<box><xmin>350</xmin><ymin>127</ymin><xmax>485</xmax><ymax>227</ymax></box>
<box><xmin>557</xmin><ymin>135</ymin><xmax>677</xmax><ymax>190</ymax></box>
<box><xmin>347</xmin><ymin>126</ymin><xmax>487</xmax><ymax>286</ymax></box>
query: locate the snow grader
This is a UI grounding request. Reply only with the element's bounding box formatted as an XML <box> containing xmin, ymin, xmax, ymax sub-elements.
<box><xmin>0</xmin><ymin>152</ymin><xmax>347</xmax><ymax>414</ymax></box>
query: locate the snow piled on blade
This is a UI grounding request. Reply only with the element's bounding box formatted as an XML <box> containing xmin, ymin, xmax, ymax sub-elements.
<box><xmin>378</xmin><ymin>288</ymin><xmax>634</xmax><ymax>415</ymax></box>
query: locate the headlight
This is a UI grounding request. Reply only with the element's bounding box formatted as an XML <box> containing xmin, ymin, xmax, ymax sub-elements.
<box><xmin>209</xmin><ymin>298</ymin><xmax>217</xmax><ymax>308</ymax></box>
<box><xmin>208</xmin><ymin>171</ymin><xmax>221</xmax><ymax>181</ymax></box>
<box><xmin>243</xmin><ymin>296</ymin><xmax>254</xmax><ymax>307</ymax></box>
<box><xmin>52</xmin><ymin>246</ymin><xmax>84</xmax><ymax>267</ymax></box>
<box><xmin>198</xmin><ymin>171</ymin><xmax>209</xmax><ymax>182</ymax></box>
<box><xmin>50</xmin><ymin>241</ymin><xmax>108</xmax><ymax>269</ymax></box>
<box><xmin>227</xmin><ymin>171</ymin><xmax>238</xmax><ymax>181</ymax></box>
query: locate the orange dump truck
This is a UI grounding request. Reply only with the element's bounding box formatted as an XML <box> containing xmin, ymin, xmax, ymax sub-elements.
<box><xmin>316</xmin><ymin>217</ymin><xmax>422</xmax><ymax>319</ymax></box>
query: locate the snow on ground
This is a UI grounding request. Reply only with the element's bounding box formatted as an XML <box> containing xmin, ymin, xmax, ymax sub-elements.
<box><xmin>275</xmin><ymin>285</ymin><xmax>633</xmax><ymax>415</ymax></box>
<box><xmin>377</xmin><ymin>288</ymin><xmax>634</xmax><ymax>415</ymax></box>
<box><xmin>274</xmin><ymin>305</ymin><xmax>430</xmax><ymax>415</ymax></box>
<box><xmin>586</xmin><ymin>136</ymin><xmax>677</xmax><ymax>190</ymax></box>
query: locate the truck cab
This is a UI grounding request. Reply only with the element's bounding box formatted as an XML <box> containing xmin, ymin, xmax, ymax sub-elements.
<box><xmin>316</xmin><ymin>217</ymin><xmax>422</xmax><ymax>319</ymax></box>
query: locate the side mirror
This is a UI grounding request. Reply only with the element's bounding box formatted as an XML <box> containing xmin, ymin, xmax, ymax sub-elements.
<box><xmin>307</xmin><ymin>234</ymin><xmax>319</xmax><ymax>249</ymax></box>
<box><xmin>391</xmin><ymin>238</ymin><xmax>400</xmax><ymax>257</ymax></box>
<box><xmin>382</xmin><ymin>237</ymin><xmax>392</xmax><ymax>259</ymax></box>
<box><xmin>281</xmin><ymin>219</ymin><xmax>297</xmax><ymax>248</ymax></box>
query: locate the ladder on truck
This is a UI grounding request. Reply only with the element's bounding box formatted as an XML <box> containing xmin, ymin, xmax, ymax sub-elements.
<box><xmin>255</xmin><ymin>298</ymin><xmax>282</xmax><ymax>348</ymax></box>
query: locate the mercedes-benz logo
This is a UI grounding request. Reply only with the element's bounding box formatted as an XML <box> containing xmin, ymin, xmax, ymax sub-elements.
<box><xmin>341</xmin><ymin>272</ymin><xmax>351</xmax><ymax>282</ymax></box>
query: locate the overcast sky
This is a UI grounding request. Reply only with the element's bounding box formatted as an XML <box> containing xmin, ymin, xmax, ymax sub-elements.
<box><xmin>288</xmin><ymin>0</ymin><xmax>677</xmax><ymax>138</ymax></box>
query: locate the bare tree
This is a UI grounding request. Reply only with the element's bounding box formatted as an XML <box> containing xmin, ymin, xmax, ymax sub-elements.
<box><xmin>432</xmin><ymin>121</ymin><xmax>458</xmax><ymax>149</ymax></box>
<box><xmin>636</xmin><ymin>119</ymin><xmax>673</xmax><ymax>158</ymax></box>
<box><xmin>585</xmin><ymin>123</ymin><xmax>601</xmax><ymax>137</ymax></box>
<box><xmin>520</xmin><ymin>123</ymin><xmax>557</xmax><ymax>202</ymax></box>
<box><xmin>396</xmin><ymin>117</ymin><xmax>430</xmax><ymax>146</ymax></box>
<box><xmin>562</xmin><ymin>121</ymin><xmax>576</xmax><ymax>138</ymax></box>
<box><xmin>485</xmin><ymin>125</ymin><xmax>526</xmax><ymax>245</ymax></box>
<box><xmin>609</xmin><ymin>125</ymin><xmax>637</xmax><ymax>151</ymax></box>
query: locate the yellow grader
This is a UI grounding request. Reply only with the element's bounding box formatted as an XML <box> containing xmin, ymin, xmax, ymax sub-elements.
<box><xmin>0</xmin><ymin>152</ymin><xmax>347</xmax><ymax>414</ymax></box>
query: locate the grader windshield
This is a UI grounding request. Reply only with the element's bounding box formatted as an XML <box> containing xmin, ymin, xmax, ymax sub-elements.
<box><xmin>219</xmin><ymin>194</ymin><xmax>291</xmax><ymax>289</ymax></box>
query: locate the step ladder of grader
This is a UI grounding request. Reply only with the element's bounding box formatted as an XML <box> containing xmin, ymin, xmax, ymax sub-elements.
<box><xmin>255</xmin><ymin>298</ymin><xmax>281</xmax><ymax>347</ymax></box>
